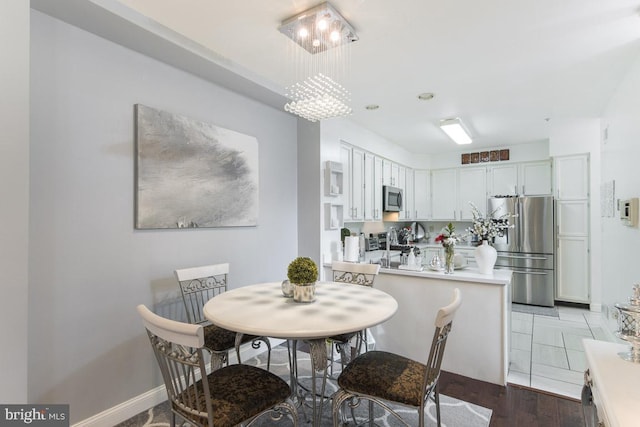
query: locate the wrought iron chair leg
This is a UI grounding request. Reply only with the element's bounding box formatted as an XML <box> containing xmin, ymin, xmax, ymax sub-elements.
<box><xmin>434</xmin><ymin>384</ymin><xmax>441</xmax><ymax>427</ymax></box>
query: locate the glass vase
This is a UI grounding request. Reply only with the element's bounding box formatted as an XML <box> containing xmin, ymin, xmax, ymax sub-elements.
<box><xmin>444</xmin><ymin>244</ymin><xmax>455</xmax><ymax>274</ymax></box>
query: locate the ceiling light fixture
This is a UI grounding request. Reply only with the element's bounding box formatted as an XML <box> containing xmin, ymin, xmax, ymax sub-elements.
<box><xmin>439</xmin><ymin>118</ymin><xmax>472</xmax><ymax>145</ymax></box>
<box><xmin>278</xmin><ymin>2</ymin><xmax>358</xmax><ymax>122</ymax></box>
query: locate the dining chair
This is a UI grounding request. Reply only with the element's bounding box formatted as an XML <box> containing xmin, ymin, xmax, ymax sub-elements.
<box><xmin>137</xmin><ymin>305</ymin><xmax>297</xmax><ymax>427</ymax></box>
<box><xmin>332</xmin><ymin>288</ymin><xmax>462</xmax><ymax>427</ymax></box>
<box><xmin>328</xmin><ymin>261</ymin><xmax>381</xmax><ymax>373</ymax></box>
<box><xmin>175</xmin><ymin>263</ymin><xmax>271</xmax><ymax>371</ymax></box>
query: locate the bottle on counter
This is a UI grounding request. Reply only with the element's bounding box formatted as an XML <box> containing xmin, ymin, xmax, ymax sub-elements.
<box><xmin>359</xmin><ymin>233</ymin><xmax>365</xmax><ymax>262</ymax></box>
<box><xmin>407</xmin><ymin>247</ymin><xmax>416</xmax><ymax>267</ymax></box>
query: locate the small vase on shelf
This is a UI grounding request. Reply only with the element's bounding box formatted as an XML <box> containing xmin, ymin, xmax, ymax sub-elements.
<box><xmin>444</xmin><ymin>244</ymin><xmax>455</xmax><ymax>274</ymax></box>
<box><xmin>475</xmin><ymin>240</ymin><xmax>497</xmax><ymax>274</ymax></box>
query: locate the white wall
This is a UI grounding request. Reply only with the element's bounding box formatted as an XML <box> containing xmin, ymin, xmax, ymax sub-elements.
<box><xmin>549</xmin><ymin>119</ymin><xmax>602</xmax><ymax>310</ymax></box>
<box><xmin>29</xmin><ymin>10</ymin><xmax>297</xmax><ymax>423</ymax></box>
<box><xmin>600</xmin><ymin>50</ymin><xmax>640</xmax><ymax>332</ymax></box>
<box><xmin>0</xmin><ymin>0</ymin><xmax>29</xmax><ymax>403</ymax></box>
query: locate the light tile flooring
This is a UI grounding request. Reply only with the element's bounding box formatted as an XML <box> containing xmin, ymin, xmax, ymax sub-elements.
<box><xmin>508</xmin><ymin>305</ymin><xmax>614</xmax><ymax>400</ymax></box>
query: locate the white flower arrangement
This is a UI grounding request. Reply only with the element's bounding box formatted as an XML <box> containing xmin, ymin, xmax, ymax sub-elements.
<box><xmin>435</xmin><ymin>222</ymin><xmax>466</xmax><ymax>247</ymax></box>
<box><xmin>466</xmin><ymin>202</ymin><xmax>514</xmax><ymax>241</ymax></box>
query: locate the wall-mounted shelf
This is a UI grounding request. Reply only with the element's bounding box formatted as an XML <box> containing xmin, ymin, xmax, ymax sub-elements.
<box><xmin>325</xmin><ymin>161</ymin><xmax>344</xmax><ymax>197</ymax></box>
<box><xmin>325</xmin><ymin>203</ymin><xmax>344</xmax><ymax>230</ymax></box>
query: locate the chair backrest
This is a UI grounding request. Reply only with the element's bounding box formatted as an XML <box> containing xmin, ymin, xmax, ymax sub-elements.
<box><xmin>137</xmin><ymin>304</ymin><xmax>214</xmax><ymax>426</ymax></box>
<box><xmin>423</xmin><ymin>288</ymin><xmax>462</xmax><ymax>393</ymax></box>
<box><xmin>175</xmin><ymin>263</ymin><xmax>229</xmax><ymax>325</ymax></box>
<box><xmin>331</xmin><ymin>261</ymin><xmax>380</xmax><ymax>287</ymax></box>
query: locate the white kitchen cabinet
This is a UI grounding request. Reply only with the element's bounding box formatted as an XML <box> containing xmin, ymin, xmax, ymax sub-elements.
<box><xmin>431</xmin><ymin>168</ymin><xmax>458</xmax><ymax>220</ymax></box>
<box><xmin>488</xmin><ymin>164</ymin><xmax>519</xmax><ymax>196</ymax></box>
<box><xmin>554</xmin><ymin>155</ymin><xmax>589</xmax><ymax>200</ymax></box>
<box><xmin>340</xmin><ymin>144</ymin><xmax>365</xmax><ymax>222</ymax></box>
<box><xmin>382</xmin><ymin>159</ymin><xmax>400</xmax><ymax>187</ymax></box>
<box><xmin>414</xmin><ymin>170</ymin><xmax>431</xmax><ymax>220</ymax></box>
<box><xmin>556</xmin><ymin>234</ymin><xmax>590</xmax><ymax>303</ymax></box>
<box><xmin>373</xmin><ymin>156</ymin><xmax>383</xmax><ymax>220</ymax></box>
<box><xmin>554</xmin><ymin>153</ymin><xmax>590</xmax><ymax>304</ymax></box>
<box><xmin>520</xmin><ymin>160</ymin><xmax>552</xmax><ymax>195</ymax></box>
<box><xmin>363</xmin><ymin>153</ymin><xmax>374</xmax><ymax>221</ymax></box>
<box><xmin>488</xmin><ymin>160</ymin><xmax>552</xmax><ymax>196</ymax></box>
<box><xmin>397</xmin><ymin>165</ymin><xmax>413</xmax><ymax>220</ymax></box>
<box><xmin>458</xmin><ymin>167</ymin><xmax>487</xmax><ymax>219</ymax></box>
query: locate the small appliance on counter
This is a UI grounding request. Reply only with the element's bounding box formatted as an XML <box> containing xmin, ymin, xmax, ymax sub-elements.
<box><xmin>364</xmin><ymin>235</ymin><xmax>379</xmax><ymax>251</ymax></box>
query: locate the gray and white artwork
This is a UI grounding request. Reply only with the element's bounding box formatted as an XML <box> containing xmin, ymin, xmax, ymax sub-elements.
<box><xmin>135</xmin><ymin>104</ymin><xmax>258</xmax><ymax>229</ymax></box>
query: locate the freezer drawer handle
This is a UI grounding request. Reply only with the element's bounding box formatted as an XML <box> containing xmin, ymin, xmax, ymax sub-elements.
<box><xmin>512</xmin><ymin>270</ymin><xmax>548</xmax><ymax>275</ymax></box>
<box><xmin>498</xmin><ymin>254</ymin><xmax>549</xmax><ymax>261</ymax></box>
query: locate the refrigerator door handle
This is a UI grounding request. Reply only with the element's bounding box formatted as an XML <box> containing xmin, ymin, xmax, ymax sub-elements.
<box><xmin>498</xmin><ymin>254</ymin><xmax>550</xmax><ymax>261</ymax></box>
<box><xmin>512</xmin><ymin>270</ymin><xmax>549</xmax><ymax>275</ymax></box>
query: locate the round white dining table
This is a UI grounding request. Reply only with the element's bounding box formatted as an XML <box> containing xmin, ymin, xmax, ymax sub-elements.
<box><xmin>203</xmin><ymin>281</ymin><xmax>398</xmax><ymax>426</ymax></box>
<box><xmin>203</xmin><ymin>281</ymin><xmax>398</xmax><ymax>339</ymax></box>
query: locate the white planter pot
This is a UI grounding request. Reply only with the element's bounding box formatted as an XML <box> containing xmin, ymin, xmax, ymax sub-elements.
<box><xmin>474</xmin><ymin>240</ymin><xmax>497</xmax><ymax>275</ymax></box>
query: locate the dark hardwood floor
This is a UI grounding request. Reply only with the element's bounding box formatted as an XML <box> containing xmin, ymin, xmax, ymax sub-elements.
<box><xmin>439</xmin><ymin>371</ymin><xmax>585</xmax><ymax>427</ymax></box>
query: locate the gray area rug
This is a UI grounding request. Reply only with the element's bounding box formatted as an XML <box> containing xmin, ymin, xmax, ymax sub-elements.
<box><xmin>117</xmin><ymin>345</ymin><xmax>491</xmax><ymax>427</ymax></box>
<box><xmin>512</xmin><ymin>303</ymin><xmax>559</xmax><ymax>317</ymax></box>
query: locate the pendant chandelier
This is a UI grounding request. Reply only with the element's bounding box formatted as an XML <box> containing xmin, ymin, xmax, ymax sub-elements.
<box><xmin>278</xmin><ymin>2</ymin><xmax>358</xmax><ymax>122</ymax></box>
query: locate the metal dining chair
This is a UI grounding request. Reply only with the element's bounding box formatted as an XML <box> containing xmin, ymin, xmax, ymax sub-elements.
<box><xmin>137</xmin><ymin>305</ymin><xmax>297</xmax><ymax>427</ymax></box>
<box><xmin>175</xmin><ymin>263</ymin><xmax>271</xmax><ymax>371</ymax></box>
<box><xmin>332</xmin><ymin>288</ymin><xmax>462</xmax><ymax>427</ymax></box>
<box><xmin>328</xmin><ymin>261</ymin><xmax>381</xmax><ymax>373</ymax></box>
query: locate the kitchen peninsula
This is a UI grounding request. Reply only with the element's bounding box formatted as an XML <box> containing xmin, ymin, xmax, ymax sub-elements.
<box><xmin>324</xmin><ymin>262</ymin><xmax>512</xmax><ymax>386</ymax></box>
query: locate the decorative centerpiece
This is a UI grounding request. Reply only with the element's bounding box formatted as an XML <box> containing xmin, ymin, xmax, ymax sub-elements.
<box><xmin>435</xmin><ymin>223</ymin><xmax>465</xmax><ymax>274</ymax></box>
<box><xmin>287</xmin><ymin>256</ymin><xmax>319</xmax><ymax>303</ymax></box>
<box><xmin>615</xmin><ymin>284</ymin><xmax>640</xmax><ymax>363</ymax></box>
<box><xmin>467</xmin><ymin>202</ymin><xmax>513</xmax><ymax>274</ymax></box>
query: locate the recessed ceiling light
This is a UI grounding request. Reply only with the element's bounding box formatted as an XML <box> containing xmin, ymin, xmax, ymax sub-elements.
<box><xmin>418</xmin><ymin>93</ymin><xmax>435</xmax><ymax>101</ymax></box>
<box><xmin>365</xmin><ymin>104</ymin><xmax>380</xmax><ymax>110</ymax></box>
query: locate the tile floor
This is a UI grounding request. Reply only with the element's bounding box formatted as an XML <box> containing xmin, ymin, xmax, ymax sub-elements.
<box><xmin>508</xmin><ymin>305</ymin><xmax>614</xmax><ymax>400</ymax></box>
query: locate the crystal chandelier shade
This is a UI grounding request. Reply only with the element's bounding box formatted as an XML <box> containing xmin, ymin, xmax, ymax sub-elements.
<box><xmin>278</xmin><ymin>2</ymin><xmax>358</xmax><ymax>122</ymax></box>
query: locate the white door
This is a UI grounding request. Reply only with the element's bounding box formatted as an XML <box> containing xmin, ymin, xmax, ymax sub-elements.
<box><xmin>340</xmin><ymin>145</ymin><xmax>353</xmax><ymax>220</ymax></box>
<box><xmin>520</xmin><ymin>160</ymin><xmax>552</xmax><ymax>195</ymax></box>
<box><xmin>431</xmin><ymin>169</ymin><xmax>457</xmax><ymax>220</ymax></box>
<box><xmin>403</xmin><ymin>168</ymin><xmax>414</xmax><ymax>220</ymax></box>
<box><xmin>488</xmin><ymin>164</ymin><xmax>518</xmax><ymax>196</ymax></box>
<box><xmin>556</xmin><ymin>235</ymin><xmax>590</xmax><ymax>303</ymax></box>
<box><xmin>554</xmin><ymin>155</ymin><xmax>589</xmax><ymax>200</ymax></box>
<box><xmin>373</xmin><ymin>156</ymin><xmax>383</xmax><ymax>220</ymax></box>
<box><xmin>351</xmin><ymin>148</ymin><xmax>365</xmax><ymax>221</ymax></box>
<box><xmin>363</xmin><ymin>153</ymin><xmax>374</xmax><ymax>221</ymax></box>
<box><xmin>414</xmin><ymin>170</ymin><xmax>431</xmax><ymax>220</ymax></box>
<box><xmin>458</xmin><ymin>167</ymin><xmax>487</xmax><ymax>220</ymax></box>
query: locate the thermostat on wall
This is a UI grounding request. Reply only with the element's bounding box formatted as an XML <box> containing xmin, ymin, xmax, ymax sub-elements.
<box><xmin>619</xmin><ymin>198</ymin><xmax>638</xmax><ymax>227</ymax></box>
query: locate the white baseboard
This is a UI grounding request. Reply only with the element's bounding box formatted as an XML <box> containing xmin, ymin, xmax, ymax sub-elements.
<box><xmin>72</xmin><ymin>338</ymin><xmax>285</xmax><ymax>427</ymax></box>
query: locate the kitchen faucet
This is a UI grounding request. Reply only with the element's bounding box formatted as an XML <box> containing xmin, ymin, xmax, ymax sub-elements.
<box><xmin>382</xmin><ymin>226</ymin><xmax>396</xmax><ymax>268</ymax></box>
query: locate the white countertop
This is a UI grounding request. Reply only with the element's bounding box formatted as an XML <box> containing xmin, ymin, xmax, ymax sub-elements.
<box><xmin>583</xmin><ymin>338</ymin><xmax>640</xmax><ymax>427</ymax></box>
<box><xmin>378</xmin><ymin>265</ymin><xmax>512</xmax><ymax>286</ymax></box>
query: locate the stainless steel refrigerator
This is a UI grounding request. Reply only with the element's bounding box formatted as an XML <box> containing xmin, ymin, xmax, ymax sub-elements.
<box><xmin>488</xmin><ymin>195</ymin><xmax>555</xmax><ymax>307</ymax></box>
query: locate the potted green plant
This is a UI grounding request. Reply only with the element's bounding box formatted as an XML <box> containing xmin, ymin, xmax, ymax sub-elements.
<box><xmin>287</xmin><ymin>256</ymin><xmax>318</xmax><ymax>303</ymax></box>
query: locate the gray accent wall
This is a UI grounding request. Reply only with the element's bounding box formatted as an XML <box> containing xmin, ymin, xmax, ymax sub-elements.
<box><xmin>29</xmin><ymin>10</ymin><xmax>297</xmax><ymax>423</ymax></box>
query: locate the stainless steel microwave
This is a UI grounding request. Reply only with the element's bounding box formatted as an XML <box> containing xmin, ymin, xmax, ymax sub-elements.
<box><xmin>383</xmin><ymin>185</ymin><xmax>403</xmax><ymax>212</ymax></box>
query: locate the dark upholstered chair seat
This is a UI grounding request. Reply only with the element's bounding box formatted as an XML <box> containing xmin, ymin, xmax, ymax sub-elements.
<box><xmin>203</xmin><ymin>324</ymin><xmax>259</xmax><ymax>352</ymax></box>
<box><xmin>178</xmin><ymin>364</ymin><xmax>291</xmax><ymax>427</ymax></box>
<box><xmin>338</xmin><ymin>350</ymin><xmax>436</xmax><ymax>407</ymax></box>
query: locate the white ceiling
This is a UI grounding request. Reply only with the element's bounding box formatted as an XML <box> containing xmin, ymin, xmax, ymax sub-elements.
<box><xmin>33</xmin><ymin>0</ymin><xmax>640</xmax><ymax>154</ymax></box>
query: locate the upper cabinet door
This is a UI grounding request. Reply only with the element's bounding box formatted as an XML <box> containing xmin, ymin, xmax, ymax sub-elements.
<box><xmin>373</xmin><ymin>156</ymin><xmax>384</xmax><ymax>220</ymax></box>
<box><xmin>520</xmin><ymin>160</ymin><xmax>552</xmax><ymax>195</ymax></box>
<box><xmin>363</xmin><ymin>153</ymin><xmax>374</xmax><ymax>221</ymax></box>
<box><xmin>458</xmin><ymin>167</ymin><xmax>487</xmax><ymax>220</ymax></box>
<box><xmin>340</xmin><ymin>145</ymin><xmax>352</xmax><ymax>219</ymax></box>
<box><xmin>414</xmin><ymin>170</ymin><xmax>431</xmax><ymax>220</ymax></box>
<box><xmin>351</xmin><ymin>148</ymin><xmax>365</xmax><ymax>221</ymax></box>
<box><xmin>554</xmin><ymin>154</ymin><xmax>589</xmax><ymax>200</ymax></box>
<box><xmin>431</xmin><ymin>168</ymin><xmax>458</xmax><ymax>220</ymax></box>
<box><xmin>489</xmin><ymin>164</ymin><xmax>519</xmax><ymax>196</ymax></box>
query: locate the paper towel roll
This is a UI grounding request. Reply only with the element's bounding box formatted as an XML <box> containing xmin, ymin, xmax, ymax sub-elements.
<box><xmin>344</xmin><ymin>236</ymin><xmax>359</xmax><ymax>262</ymax></box>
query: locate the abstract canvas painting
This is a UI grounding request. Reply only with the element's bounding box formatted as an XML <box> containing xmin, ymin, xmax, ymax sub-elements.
<box><xmin>135</xmin><ymin>104</ymin><xmax>258</xmax><ymax>229</ymax></box>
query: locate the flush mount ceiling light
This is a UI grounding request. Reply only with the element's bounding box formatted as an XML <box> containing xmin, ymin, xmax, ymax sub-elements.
<box><xmin>439</xmin><ymin>118</ymin><xmax>472</xmax><ymax>145</ymax></box>
<box><xmin>278</xmin><ymin>2</ymin><xmax>358</xmax><ymax>54</ymax></box>
<box><xmin>279</xmin><ymin>2</ymin><xmax>358</xmax><ymax>122</ymax></box>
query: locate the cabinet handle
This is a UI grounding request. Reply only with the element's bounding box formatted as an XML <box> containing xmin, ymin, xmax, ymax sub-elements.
<box><xmin>354</xmin><ymin>207</ymin><xmax>357</xmax><ymax>217</ymax></box>
<box><xmin>522</xmin><ymin>185</ymin><xmax>525</xmax><ymax>194</ymax></box>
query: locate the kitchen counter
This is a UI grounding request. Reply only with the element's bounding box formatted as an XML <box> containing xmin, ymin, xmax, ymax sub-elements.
<box><xmin>322</xmin><ymin>262</ymin><xmax>512</xmax><ymax>385</ymax></box>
